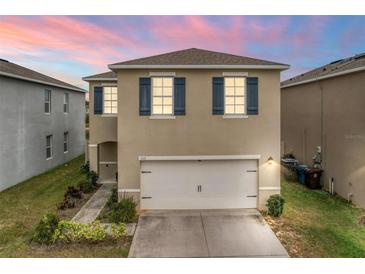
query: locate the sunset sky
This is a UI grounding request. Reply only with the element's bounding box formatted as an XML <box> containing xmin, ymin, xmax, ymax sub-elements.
<box><xmin>1</xmin><ymin>16</ymin><xmax>364</xmax><ymax>90</ymax></box>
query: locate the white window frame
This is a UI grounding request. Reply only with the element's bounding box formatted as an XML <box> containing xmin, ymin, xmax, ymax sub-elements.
<box><xmin>44</xmin><ymin>89</ymin><xmax>51</xmax><ymax>114</ymax></box>
<box><xmin>46</xmin><ymin>135</ymin><xmax>53</xmax><ymax>160</ymax></box>
<box><xmin>63</xmin><ymin>132</ymin><xmax>69</xmax><ymax>153</ymax></box>
<box><xmin>151</xmin><ymin>76</ymin><xmax>174</xmax><ymax>117</ymax></box>
<box><xmin>224</xmin><ymin>77</ymin><xmax>247</xmax><ymax>116</ymax></box>
<box><xmin>103</xmin><ymin>86</ymin><xmax>118</xmax><ymax>115</ymax></box>
<box><xmin>63</xmin><ymin>93</ymin><xmax>69</xmax><ymax>113</ymax></box>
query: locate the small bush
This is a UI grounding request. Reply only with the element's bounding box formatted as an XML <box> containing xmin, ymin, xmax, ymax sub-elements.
<box><xmin>79</xmin><ymin>179</ymin><xmax>95</xmax><ymax>193</ymax></box>
<box><xmin>111</xmin><ymin>223</ymin><xmax>127</xmax><ymax>240</ymax></box>
<box><xmin>32</xmin><ymin>213</ymin><xmax>60</xmax><ymax>245</ymax></box>
<box><xmin>57</xmin><ymin>196</ymin><xmax>76</xmax><ymax>210</ymax></box>
<box><xmin>266</xmin><ymin>194</ymin><xmax>285</xmax><ymax>217</ymax></box>
<box><xmin>54</xmin><ymin>220</ymin><xmax>107</xmax><ymax>243</ymax></box>
<box><xmin>110</xmin><ymin>196</ymin><xmax>137</xmax><ymax>223</ymax></box>
<box><xmin>87</xmin><ymin>171</ymin><xmax>99</xmax><ymax>186</ymax></box>
<box><xmin>80</xmin><ymin>161</ymin><xmax>90</xmax><ymax>174</ymax></box>
<box><xmin>65</xmin><ymin>186</ymin><xmax>82</xmax><ymax>199</ymax></box>
<box><xmin>106</xmin><ymin>188</ymin><xmax>118</xmax><ymax>209</ymax></box>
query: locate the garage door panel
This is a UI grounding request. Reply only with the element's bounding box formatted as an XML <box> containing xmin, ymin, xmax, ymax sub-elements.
<box><xmin>140</xmin><ymin>160</ymin><xmax>258</xmax><ymax>210</ymax></box>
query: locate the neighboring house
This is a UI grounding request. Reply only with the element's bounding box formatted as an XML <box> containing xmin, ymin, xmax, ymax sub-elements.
<box><xmin>0</xmin><ymin>59</ymin><xmax>85</xmax><ymax>191</ymax></box>
<box><xmin>281</xmin><ymin>53</ymin><xmax>365</xmax><ymax>208</ymax></box>
<box><xmin>83</xmin><ymin>48</ymin><xmax>289</xmax><ymax>210</ymax></box>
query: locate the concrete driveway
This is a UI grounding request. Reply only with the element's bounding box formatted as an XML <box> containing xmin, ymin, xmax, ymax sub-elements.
<box><xmin>128</xmin><ymin>209</ymin><xmax>288</xmax><ymax>258</ymax></box>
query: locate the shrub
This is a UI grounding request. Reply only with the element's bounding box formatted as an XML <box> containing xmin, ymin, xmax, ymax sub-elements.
<box><xmin>79</xmin><ymin>179</ymin><xmax>95</xmax><ymax>193</ymax></box>
<box><xmin>54</xmin><ymin>220</ymin><xmax>107</xmax><ymax>243</ymax></box>
<box><xmin>80</xmin><ymin>161</ymin><xmax>90</xmax><ymax>174</ymax></box>
<box><xmin>57</xmin><ymin>196</ymin><xmax>76</xmax><ymax>210</ymax></box>
<box><xmin>106</xmin><ymin>188</ymin><xmax>118</xmax><ymax>209</ymax></box>
<box><xmin>32</xmin><ymin>213</ymin><xmax>60</xmax><ymax>245</ymax></box>
<box><xmin>65</xmin><ymin>186</ymin><xmax>82</xmax><ymax>199</ymax></box>
<box><xmin>266</xmin><ymin>194</ymin><xmax>285</xmax><ymax>217</ymax></box>
<box><xmin>87</xmin><ymin>171</ymin><xmax>99</xmax><ymax>186</ymax></box>
<box><xmin>110</xmin><ymin>196</ymin><xmax>137</xmax><ymax>223</ymax></box>
<box><xmin>111</xmin><ymin>223</ymin><xmax>127</xmax><ymax>240</ymax></box>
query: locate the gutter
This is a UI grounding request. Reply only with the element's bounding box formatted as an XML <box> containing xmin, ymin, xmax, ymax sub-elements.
<box><xmin>281</xmin><ymin>65</ymin><xmax>365</xmax><ymax>88</ymax></box>
<box><xmin>0</xmin><ymin>71</ymin><xmax>85</xmax><ymax>93</ymax></box>
<box><xmin>82</xmin><ymin>77</ymin><xmax>117</xmax><ymax>82</ymax></box>
<box><xmin>108</xmin><ymin>64</ymin><xmax>290</xmax><ymax>70</ymax></box>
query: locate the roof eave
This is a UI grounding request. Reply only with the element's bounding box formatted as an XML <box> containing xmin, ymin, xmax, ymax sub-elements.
<box><xmin>108</xmin><ymin>64</ymin><xmax>290</xmax><ymax>70</ymax></box>
<box><xmin>0</xmin><ymin>71</ymin><xmax>85</xmax><ymax>93</ymax></box>
<box><xmin>281</xmin><ymin>65</ymin><xmax>365</xmax><ymax>89</ymax></box>
<box><xmin>82</xmin><ymin>77</ymin><xmax>117</xmax><ymax>82</ymax></box>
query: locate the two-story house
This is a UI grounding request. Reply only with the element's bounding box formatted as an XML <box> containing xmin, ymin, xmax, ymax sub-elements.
<box><xmin>0</xmin><ymin>59</ymin><xmax>85</xmax><ymax>191</ymax></box>
<box><xmin>83</xmin><ymin>48</ymin><xmax>289</xmax><ymax>210</ymax></box>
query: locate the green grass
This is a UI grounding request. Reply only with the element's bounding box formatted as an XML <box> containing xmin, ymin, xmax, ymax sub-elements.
<box><xmin>0</xmin><ymin>155</ymin><xmax>130</xmax><ymax>257</ymax></box>
<box><xmin>274</xmin><ymin>179</ymin><xmax>365</xmax><ymax>257</ymax></box>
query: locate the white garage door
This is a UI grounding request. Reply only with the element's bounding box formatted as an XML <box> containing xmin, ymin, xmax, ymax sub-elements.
<box><xmin>140</xmin><ymin>160</ymin><xmax>258</xmax><ymax>210</ymax></box>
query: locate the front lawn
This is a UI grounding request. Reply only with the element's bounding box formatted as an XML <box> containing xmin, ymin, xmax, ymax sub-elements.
<box><xmin>0</xmin><ymin>155</ymin><xmax>130</xmax><ymax>257</ymax></box>
<box><xmin>264</xmin><ymin>177</ymin><xmax>365</xmax><ymax>257</ymax></box>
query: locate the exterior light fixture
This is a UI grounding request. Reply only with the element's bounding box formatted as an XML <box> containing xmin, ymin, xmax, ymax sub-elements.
<box><xmin>267</xmin><ymin>156</ymin><xmax>274</xmax><ymax>164</ymax></box>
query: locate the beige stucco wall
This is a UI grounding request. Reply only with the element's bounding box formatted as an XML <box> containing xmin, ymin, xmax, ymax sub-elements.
<box><xmin>116</xmin><ymin>69</ymin><xmax>282</xmax><ymax>209</ymax></box>
<box><xmin>281</xmin><ymin>71</ymin><xmax>365</xmax><ymax>208</ymax></box>
<box><xmin>88</xmin><ymin>81</ymin><xmax>117</xmax><ymax>174</ymax></box>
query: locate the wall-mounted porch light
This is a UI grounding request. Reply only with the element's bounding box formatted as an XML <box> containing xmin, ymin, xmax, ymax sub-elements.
<box><xmin>267</xmin><ymin>156</ymin><xmax>274</xmax><ymax>164</ymax></box>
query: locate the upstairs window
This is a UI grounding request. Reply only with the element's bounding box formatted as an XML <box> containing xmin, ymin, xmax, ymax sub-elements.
<box><xmin>63</xmin><ymin>93</ymin><xmax>69</xmax><ymax>113</ymax></box>
<box><xmin>63</xmin><ymin>132</ymin><xmax>69</xmax><ymax>153</ymax></box>
<box><xmin>45</xmin><ymin>89</ymin><xmax>51</xmax><ymax>114</ymax></box>
<box><xmin>152</xmin><ymin>77</ymin><xmax>173</xmax><ymax>115</ymax></box>
<box><xmin>103</xmin><ymin>87</ymin><xmax>117</xmax><ymax>114</ymax></box>
<box><xmin>46</xmin><ymin>135</ymin><xmax>53</xmax><ymax>159</ymax></box>
<box><xmin>224</xmin><ymin>77</ymin><xmax>246</xmax><ymax>115</ymax></box>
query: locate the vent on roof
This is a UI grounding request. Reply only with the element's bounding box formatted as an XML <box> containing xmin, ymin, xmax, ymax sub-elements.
<box><xmin>0</xmin><ymin>58</ymin><xmax>9</xmax><ymax>63</ymax></box>
<box><xmin>330</xmin><ymin>59</ymin><xmax>343</xmax><ymax>64</ymax></box>
<box><xmin>322</xmin><ymin>67</ymin><xmax>327</xmax><ymax>71</ymax></box>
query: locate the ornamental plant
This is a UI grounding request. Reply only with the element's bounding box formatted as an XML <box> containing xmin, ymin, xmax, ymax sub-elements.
<box><xmin>266</xmin><ymin>194</ymin><xmax>285</xmax><ymax>217</ymax></box>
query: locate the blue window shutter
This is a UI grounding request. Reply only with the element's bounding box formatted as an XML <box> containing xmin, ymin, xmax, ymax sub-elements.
<box><xmin>94</xmin><ymin>86</ymin><xmax>103</xmax><ymax>114</ymax></box>
<box><xmin>139</xmin><ymin>78</ymin><xmax>151</xmax><ymax>116</ymax></box>
<box><xmin>247</xmin><ymin>77</ymin><xmax>258</xmax><ymax>115</ymax></box>
<box><xmin>212</xmin><ymin>77</ymin><xmax>224</xmax><ymax>115</ymax></box>
<box><xmin>174</xmin><ymin>78</ymin><xmax>185</xmax><ymax>115</ymax></box>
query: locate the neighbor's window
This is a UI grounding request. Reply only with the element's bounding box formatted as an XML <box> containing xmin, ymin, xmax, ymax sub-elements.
<box><xmin>103</xmin><ymin>87</ymin><xmax>117</xmax><ymax>114</ymax></box>
<box><xmin>152</xmin><ymin>77</ymin><xmax>173</xmax><ymax>115</ymax></box>
<box><xmin>63</xmin><ymin>93</ymin><xmax>69</xmax><ymax>113</ymax></box>
<box><xmin>224</xmin><ymin>77</ymin><xmax>246</xmax><ymax>115</ymax></box>
<box><xmin>63</xmin><ymin>132</ymin><xmax>69</xmax><ymax>153</ymax></box>
<box><xmin>45</xmin><ymin>89</ymin><xmax>51</xmax><ymax>114</ymax></box>
<box><xmin>46</xmin><ymin>135</ymin><xmax>53</xmax><ymax>159</ymax></box>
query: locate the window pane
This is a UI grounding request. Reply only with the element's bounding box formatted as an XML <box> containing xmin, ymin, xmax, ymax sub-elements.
<box><xmin>104</xmin><ymin>101</ymin><xmax>111</xmax><ymax>107</ymax></box>
<box><xmin>235</xmin><ymin>77</ymin><xmax>245</xmax><ymax>87</ymax></box>
<box><xmin>236</xmin><ymin>96</ymin><xmax>245</xmax><ymax>104</ymax></box>
<box><xmin>163</xmin><ymin>77</ymin><xmax>173</xmax><ymax>87</ymax></box>
<box><xmin>153</xmin><ymin>106</ymin><xmax>163</xmax><ymax>114</ymax></box>
<box><xmin>235</xmin><ymin>105</ymin><xmax>245</xmax><ymax>114</ymax></box>
<box><xmin>45</xmin><ymin>103</ymin><xmax>49</xmax><ymax>113</ymax></box>
<box><xmin>104</xmin><ymin>87</ymin><xmax>111</xmax><ymax>93</ymax></box>
<box><xmin>163</xmin><ymin>97</ymin><xmax>172</xmax><ymax>105</ymax></box>
<box><xmin>46</xmin><ymin>136</ymin><xmax>50</xmax><ymax>146</ymax></box>
<box><xmin>163</xmin><ymin>105</ymin><xmax>173</xmax><ymax>115</ymax></box>
<box><xmin>153</xmin><ymin>77</ymin><xmax>163</xmax><ymax>87</ymax></box>
<box><xmin>104</xmin><ymin>93</ymin><xmax>111</xmax><ymax>100</ymax></box>
<box><xmin>111</xmin><ymin>107</ymin><xmax>117</xmax><ymax>114</ymax></box>
<box><xmin>235</xmin><ymin>87</ymin><xmax>245</xmax><ymax>96</ymax></box>
<box><xmin>47</xmin><ymin>148</ymin><xmax>51</xmax><ymax>158</ymax></box>
<box><xmin>153</xmin><ymin>97</ymin><xmax>162</xmax><ymax>105</ymax></box>
<box><xmin>225</xmin><ymin>87</ymin><xmax>235</xmax><ymax>96</ymax></box>
<box><xmin>163</xmin><ymin>87</ymin><xmax>173</xmax><ymax>96</ymax></box>
<box><xmin>225</xmin><ymin>78</ymin><xmax>235</xmax><ymax>87</ymax></box>
<box><xmin>111</xmin><ymin>87</ymin><xmax>118</xmax><ymax>93</ymax></box>
<box><xmin>111</xmin><ymin>94</ymin><xmax>117</xmax><ymax>100</ymax></box>
<box><xmin>104</xmin><ymin>107</ymin><xmax>111</xmax><ymax>114</ymax></box>
<box><xmin>153</xmin><ymin>87</ymin><xmax>163</xmax><ymax>96</ymax></box>
<box><xmin>225</xmin><ymin>97</ymin><xmax>235</xmax><ymax>104</ymax></box>
<box><xmin>225</xmin><ymin>105</ymin><xmax>235</xmax><ymax>114</ymax></box>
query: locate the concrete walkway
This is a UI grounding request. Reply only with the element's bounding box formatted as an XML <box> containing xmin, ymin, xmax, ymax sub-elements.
<box><xmin>72</xmin><ymin>183</ymin><xmax>116</xmax><ymax>223</ymax></box>
<box><xmin>129</xmin><ymin>209</ymin><xmax>289</xmax><ymax>258</ymax></box>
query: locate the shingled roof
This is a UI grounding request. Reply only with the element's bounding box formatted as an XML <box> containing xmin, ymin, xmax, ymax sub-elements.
<box><xmin>108</xmin><ymin>48</ymin><xmax>289</xmax><ymax>69</ymax></box>
<box><xmin>0</xmin><ymin>59</ymin><xmax>85</xmax><ymax>92</ymax></box>
<box><xmin>281</xmin><ymin>53</ymin><xmax>365</xmax><ymax>88</ymax></box>
<box><xmin>82</xmin><ymin>71</ymin><xmax>117</xmax><ymax>81</ymax></box>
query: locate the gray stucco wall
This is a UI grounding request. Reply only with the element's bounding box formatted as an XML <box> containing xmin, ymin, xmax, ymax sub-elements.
<box><xmin>0</xmin><ymin>76</ymin><xmax>85</xmax><ymax>191</ymax></box>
